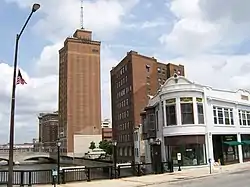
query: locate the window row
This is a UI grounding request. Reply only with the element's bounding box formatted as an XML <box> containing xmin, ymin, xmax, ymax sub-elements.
<box><xmin>118</xmin><ymin>121</ymin><xmax>131</xmax><ymax>131</ymax></box>
<box><xmin>116</xmin><ymin>64</ymin><xmax>128</xmax><ymax>79</ymax></box>
<box><xmin>212</xmin><ymin>107</ymin><xmax>250</xmax><ymax>126</ymax></box>
<box><xmin>158</xmin><ymin>78</ymin><xmax>167</xmax><ymax>83</ymax></box>
<box><xmin>118</xmin><ymin>146</ymin><xmax>132</xmax><ymax>157</ymax></box>
<box><xmin>116</xmin><ymin>75</ymin><xmax>128</xmax><ymax>88</ymax></box>
<box><xmin>116</xmin><ymin>86</ymin><xmax>132</xmax><ymax>99</ymax></box>
<box><xmin>164</xmin><ymin>97</ymin><xmax>204</xmax><ymax>126</ymax></box>
<box><xmin>117</xmin><ymin>98</ymin><xmax>130</xmax><ymax>109</ymax></box>
<box><xmin>117</xmin><ymin>134</ymin><xmax>132</xmax><ymax>143</ymax></box>
<box><xmin>117</xmin><ymin>110</ymin><xmax>130</xmax><ymax>120</ymax></box>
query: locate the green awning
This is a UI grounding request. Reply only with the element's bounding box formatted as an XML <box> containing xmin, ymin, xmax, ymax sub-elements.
<box><xmin>223</xmin><ymin>141</ymin><xmax>243</xmax><ymax>146</ymax></box>
<box><xmin>242</xmin><ymin>140</ymin><xmax>250</xmax><ymax>145</ymax></box>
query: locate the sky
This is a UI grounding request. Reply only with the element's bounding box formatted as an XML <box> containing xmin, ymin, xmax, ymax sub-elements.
<box><xmin>1</xmin><ymin>0</ymin><xmax>250</xmax><ymax>143</ymax></box>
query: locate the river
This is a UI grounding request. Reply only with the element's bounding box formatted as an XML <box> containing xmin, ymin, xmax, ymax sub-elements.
<box><xmin>0</xmin><ymin>162</ymin><xmax>76</xmax><ymax>171</ymax></box>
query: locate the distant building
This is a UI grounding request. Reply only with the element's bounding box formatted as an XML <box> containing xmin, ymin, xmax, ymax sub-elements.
<box><xmin>110</xmin><ymin>50</ymin><xmax>185</xmax><ymax>163</ymax></box>
<box><xmin>38</xmin><ymin>111</ymin><xmax>58</xmax><ymax>151</ymax></box>
<box><xmin>101</xmin><ymin>119</ymin><xmax>112</xmax><ymax>128</ymax></box>
<box><xmin>0</xmin><ymin>143</ymin><xmax>34</xmax><ymax>153</ymax></box>
<box><xmin>102</xmin><ymin>128</ymin><xmax>112</xmax><ymax>141</ymax></box>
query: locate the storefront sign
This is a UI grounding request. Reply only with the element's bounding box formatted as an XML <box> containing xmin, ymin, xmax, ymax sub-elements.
<box><xmin>224</xmin><ymin>136</ymin><xmax>234</xmax><ymax>141</ymax></box>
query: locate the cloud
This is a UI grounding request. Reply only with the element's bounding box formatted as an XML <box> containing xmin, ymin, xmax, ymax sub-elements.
<box><xmin>156</xmin><ymin>0</ymin><xmax>250</xmax><ymax>92</ymax></box>
<box><xmin>6</xmin><ymin>0</ymin><xmax>140</xmax><ymax>42</ymax></box>
<box><xmin>160</xmin><ymin>0</ymin><xmax>250</xmax><ymax>56</ymax></box>
<box><xmin>0</xmin><ymin>63</ymin><xmax>58</xmax><ymax>142</ymax></box>
<box><xmin>35</xmin><ymin>42</ymin><xmax>63</xmax><ymax>77</ymax></box>
<box><xmin>1</xmin><ymin>0</ymin><xmax>139</xmax><ymax>143</ymax></box>
<box><xmin>125</xmin><ymin>19</ymin><xmax>168</xmax><ymax>30</ymax></box>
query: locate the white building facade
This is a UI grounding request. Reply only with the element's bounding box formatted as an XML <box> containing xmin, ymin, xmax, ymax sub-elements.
<box><xmin>142</xmin><ymin>75</ymin><xmax>250</xmax><ymax>167</ymax></box>
<box><xmin>134</xmin><ymin>124</ymin><xmax>146</xmax><ymax>163</ymax></box>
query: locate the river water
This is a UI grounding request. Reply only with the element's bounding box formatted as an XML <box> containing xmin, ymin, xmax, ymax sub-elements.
<box><xmin>0</xmin><ymin>161</ymin><xmax>76</xmax><ymax>171</ymax></box>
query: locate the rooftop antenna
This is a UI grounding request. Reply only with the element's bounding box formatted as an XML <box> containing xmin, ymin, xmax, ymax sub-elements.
<box><xmin>80</xmin><ymin>0</ymin><xmax>84</xmax><ymax>29</ymax></box>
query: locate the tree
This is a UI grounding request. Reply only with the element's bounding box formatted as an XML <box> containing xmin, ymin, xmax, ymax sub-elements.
<box><xmin>99</xmin><ymin>140</ymin><xmax>113</xmax><ymax>155</ymax></box>
<box><xmin>89</xmin><ymin>141</ymin><xmax>96</xmax><ymax>150</ymax></box>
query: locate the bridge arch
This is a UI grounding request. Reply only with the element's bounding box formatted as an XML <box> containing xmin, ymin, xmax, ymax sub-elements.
<box><xmin>0</xmin><ymin>158</ymin><xmax>9</xmax><ymax>163</ymax></box>
<box><xmin>24</xmin><ymin>156</ymin><xmax>56</xmax><ymax>163</ymax></box>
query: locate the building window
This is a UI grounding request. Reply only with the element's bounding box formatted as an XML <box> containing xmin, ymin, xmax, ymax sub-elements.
<box><xmin>134</xmin><ymin>132</ymin><xmax>138</xmax><ymax>141</ymax></box>
<box><xmin>213</xmin><ymin>106</ymin><xmax>234</xmax><ymax>125</ymax></box>
<box><xmin>129</xmin><ymin>147</ymin><xmax>132</xmax><ymax>156</ymax></box>
<box><xmin>239</xmin><ymin>110</ymin><xmax>250</xmax><ymax>126</ymax></box>
<box><xmin>196</xmin><ymin>98</ymin><xmax>204</xmax><ymax>124</ymax></box>
<box><xmin>161</xmin><ymin>101</ymin><xmax>164</xmax><ymax>126</ymax></box>
<box><xmin>165</xmin><ymin>99</ymin><xmax>177</xmax><ymax>125</ymax></box>
<box><xmin>180</xmin><ymin>97</ymin><xmax>194</xmax><ymax>124</ymax></box>
<box><xmin>135</xmin><ymin>148</ymin><xmax>139</xmax><ymax>157</ymax></box>
<box><xmin>156</xmin><ymin>111</ymin><xmax>159</xmax><ymax>130</ymax></box>
<box><xmin>124</xmin><ymin>147</ymin><xmax>128</xmax><ymax>156</ymax></box>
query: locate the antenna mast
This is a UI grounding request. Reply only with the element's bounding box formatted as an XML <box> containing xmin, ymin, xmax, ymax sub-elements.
<box><xmin>80</xmin><ymin>0</ymin><xmax>84</xmax><ymax>29</ymax></box>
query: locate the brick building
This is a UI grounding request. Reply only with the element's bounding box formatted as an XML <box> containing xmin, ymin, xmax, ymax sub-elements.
<box><xmin>110</xmin><ymin>50</ymin><xmax>185</xmax><ymax>162</ymax></box>
<box><xmin>102</xmin><ymin>128</ymin><xmax>112</xmax><ymax>141</ymax></box>
<box><xmin>38</xmin><ymin>111</ymin><xmax>58</xmax><ymax>151</ymax></box>
<box><xmin>58</xmin><ymin>29</ymin><xmax>102</xmax><ymax>156</ymax></box>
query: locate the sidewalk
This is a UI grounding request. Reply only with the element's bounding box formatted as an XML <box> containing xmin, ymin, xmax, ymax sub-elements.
<box><xmin>39</xmin><ymin>162</ymin><xmax>250</xmax><ymax>187</ymax></box>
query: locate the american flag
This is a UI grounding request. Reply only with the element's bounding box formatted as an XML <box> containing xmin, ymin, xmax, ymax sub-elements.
<box><xmin>16</xmin><ymin>69</ymin><xmax>27</xmax><ymax>85</ymax></box>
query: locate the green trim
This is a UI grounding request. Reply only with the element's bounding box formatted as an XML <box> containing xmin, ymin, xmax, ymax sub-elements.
<box><xmin>223</xmin><ymin>141</ymin><xmax>243</xmax><ymax>146</ymax></box>
<box><xmin>242</xmin><ymin>140</ymin><xmax>250</xmax><ymax>145</ymax></box>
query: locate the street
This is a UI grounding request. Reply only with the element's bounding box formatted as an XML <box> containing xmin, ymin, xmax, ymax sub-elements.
<box><xmin>153</xmin><ymin>169</ymin><xmax>250</xmax><ymax>187</ymax></box>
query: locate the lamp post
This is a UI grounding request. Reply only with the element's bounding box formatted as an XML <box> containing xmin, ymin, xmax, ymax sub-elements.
<box><xmin>7</xmin><ymin>4</ymin><xmax>40</xmax><ymax>187</ymax></box>
<box><xmin>112</xmin><ymin>140</ymin><xmax>117</xmax><ymax>178</ymax></box>
<box><xmin>57</xmin><ymin>140</ymin><xmax>61</xmax><ymax>184</ymax></box>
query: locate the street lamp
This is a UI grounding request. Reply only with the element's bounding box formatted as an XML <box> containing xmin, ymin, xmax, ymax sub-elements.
<box><xmin>112</xmin><ymin>140</ymin><xmax>117</xmax><ymax>178</ymax></box>
<box><xmin>7</xmin><ymin>3</ymin><xmax>40</xmax><ymax>187</ymax></box>
<box><xmin>57</xmin><ymin>140</ymin><xmax>61</xmax><ymax>184</ymax></box>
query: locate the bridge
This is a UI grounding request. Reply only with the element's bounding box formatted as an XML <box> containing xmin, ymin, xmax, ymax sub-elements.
<box><xmin>0</xmin><ymin>152</ymin><xmax>52</xmax><ymax>163</ymax></box>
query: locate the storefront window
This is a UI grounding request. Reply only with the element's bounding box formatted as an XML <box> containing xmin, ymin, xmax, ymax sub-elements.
<box><xmin>223</xmin><ymin>145</ymin><xmax>238</xmax><ymax>162</ymax></box>
<box><xmin>241</xmin><ymin>135</ymin><xmax>250</xmax><ymax>161</ymax></box>
<box><xmin>170</xmin><ymin>144</ymin><xmax>206</xmax><ymax>166</ymax></box>
<box><xmin>243</xmin><ymin>145</ymin><xmax>250</xmax><ymax>159</ymax></box>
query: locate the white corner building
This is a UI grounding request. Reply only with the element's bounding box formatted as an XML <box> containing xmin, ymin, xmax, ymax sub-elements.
<box><xmin>141</xmin><ymin>74</ymin><xmax>250</xmax><ymax>167</ymax></box>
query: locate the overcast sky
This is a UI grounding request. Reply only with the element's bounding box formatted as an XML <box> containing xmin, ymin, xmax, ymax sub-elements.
<box><xmin>1</xmin><ymin>0</ymin><xmax>250</xmax><ymax>143</ymax></box>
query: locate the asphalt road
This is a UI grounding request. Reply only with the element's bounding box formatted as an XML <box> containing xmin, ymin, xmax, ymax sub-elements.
<box><xmin>152</xmin><ymin>169</ymin><xmax>250</xmax><ymax>187</ymax></box>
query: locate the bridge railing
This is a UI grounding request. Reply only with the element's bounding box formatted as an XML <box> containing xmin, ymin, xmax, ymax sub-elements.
<box><xmin>0</xmin><ymin>161</ymin><xmax>174</xmax><ymax>185</ymax></box>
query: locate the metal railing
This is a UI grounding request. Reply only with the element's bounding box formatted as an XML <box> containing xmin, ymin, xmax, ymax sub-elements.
<box><xmin>0</xmin><ymin>170</ymin><xmax>52</xmax><ymax>186</ymax></box>
<box><xmin>0</xmin><ymin>161</ymin><xmax>174</xmax><ymax>185</ymax></box>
